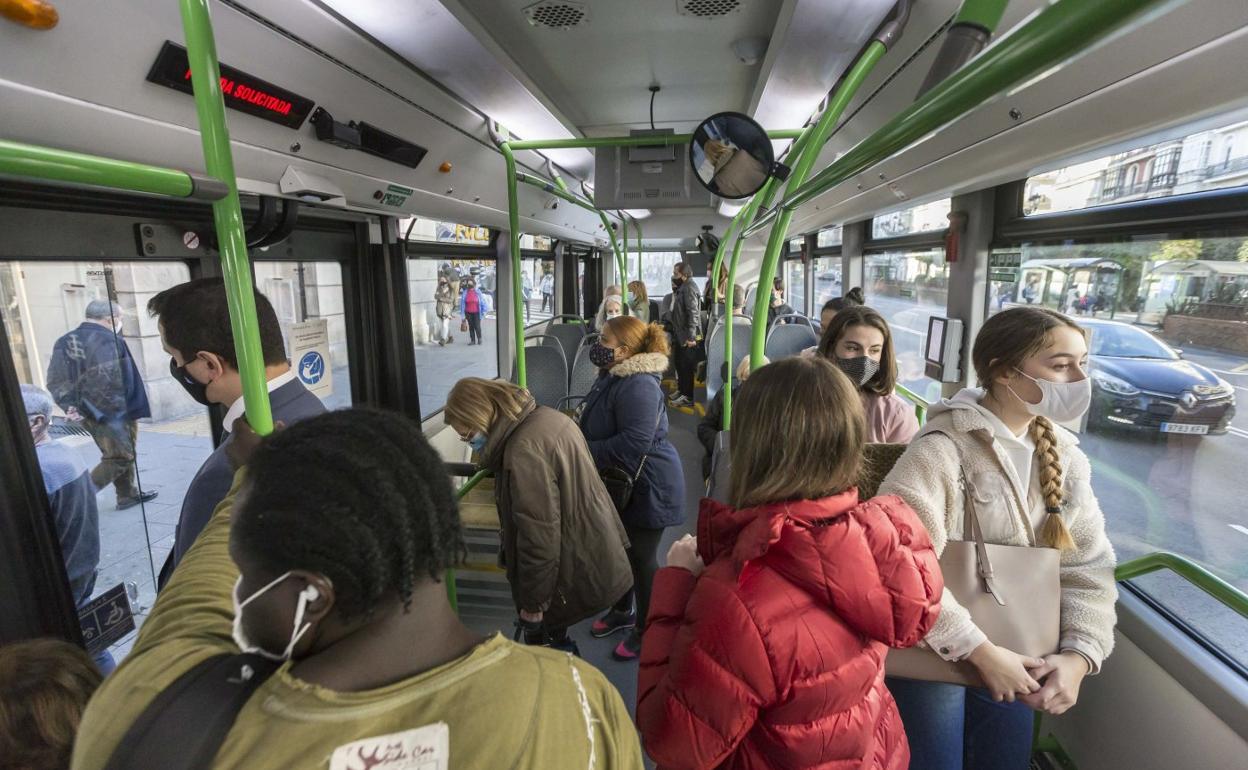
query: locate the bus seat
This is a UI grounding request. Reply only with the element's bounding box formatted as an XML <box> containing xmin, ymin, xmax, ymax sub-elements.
<box><xmin>707</xmin><ymin>430</ymin><xmax>731</xmax><ymax>504</ymax></box>
<box><xmin>706</xmin><ymin>317</ymin><xmax>752</xmax><ymax>401</ymax></box>
<box><xmin>765</xmin><ymin>318</ymin><xmax>819</xmax><ymax>360</ymax></box>
<box><xmin>568</xmin><ymin>332</ymin><xmax>601</xmax><ymax>398</ymax></box>
<box><xmin>513</xmin><ymin>335</ymin><xmax>568</xmax><ymax>409</ymax></box>
<box><xmin>545</xmin><ymin>322</ymin><xmax>586</xmax><ymax>367</ymax></box>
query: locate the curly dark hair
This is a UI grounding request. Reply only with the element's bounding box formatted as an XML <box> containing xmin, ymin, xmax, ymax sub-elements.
<box><xmin>232</xmin><ymin>409</ymin><xmax>465</xmax><ymax>620</ymax></box>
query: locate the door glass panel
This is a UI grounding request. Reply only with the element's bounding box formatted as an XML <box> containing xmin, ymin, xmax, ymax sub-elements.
<box><xmin>522</xmin><ymin>257</ymin><xmax>556</xmax><ymax>324</ymax></box>
<box><xmin>1</xmin><ymin>260</ymin><xmax>207</xmax><ymax>665</ymax></box>
<box><xmin>784</xmin><ymin>260</ymin><xmax>806</xmax><ymax>317</ymax></box>
<box><xmin>984</xmin><ymin>236</ymin><xmax>1248</xmax><ymax>667</ymax></box>
<box><xmin>253</xmin><ymin>261</ymin><xmax>353</xmax><ymax>411</ymax></box>
<box><xmin>865</xmin><ymin>248</ymin><xmax>948</xmax><ymax>403</ymax></box>
<box><xmin>407</xmin><ymin>257</ymin><xmax>498</xmax><ymax>417</ymax></box>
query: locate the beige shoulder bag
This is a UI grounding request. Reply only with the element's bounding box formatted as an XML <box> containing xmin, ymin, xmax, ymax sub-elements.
<box><xmin>886</xmin><ymin>436</ymin><xmax>1061</xmax><ymax>688</ymax></box>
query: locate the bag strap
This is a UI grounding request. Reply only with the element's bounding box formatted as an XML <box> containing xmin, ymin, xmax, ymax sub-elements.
<box><xmin>103</xmin><ymin>653</ymin><xmax>280</xmax><ymax>770</ymax></box>
<box><xmin>632</xmin><ymin>397</ymin><xmax>666</xmax><ymax>482</ymax></box>
<box><xmin>924</xmin><ymin>428</ymin><xmax>1006</xmax><ymax>607</ymax></box>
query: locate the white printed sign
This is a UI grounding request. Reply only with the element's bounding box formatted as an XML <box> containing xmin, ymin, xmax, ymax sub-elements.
<box><xmin>289</xmin><ymin>318</ymin><xmax>333</xmax><ymax>398</ymax></box>
<box><xmin>329</xmin><ymin>723</ymin><xmax>449</xmax><ymax>770</ymax></box>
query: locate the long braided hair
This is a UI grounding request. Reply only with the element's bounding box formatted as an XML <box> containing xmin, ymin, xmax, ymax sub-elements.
<box><xmin>972</xmin><ymin>307</ymin><xmax>1083</xmax><ymax>551</ymax></box>
<box><xmin>233</xmin><ymin>409</ymin><xmax>466</xmax><ymax>620</ymax></box>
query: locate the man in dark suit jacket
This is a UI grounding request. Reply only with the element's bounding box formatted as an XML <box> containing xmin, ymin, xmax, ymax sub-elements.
<box><xmin>148</xmin><ymin>279</ymin><xmax>326</xmax><ymax>590</ymax></box>
<box><xmin>46</xmin><ymin>299</ymin><xmax>156</xmax><ymax>510</ymax></box>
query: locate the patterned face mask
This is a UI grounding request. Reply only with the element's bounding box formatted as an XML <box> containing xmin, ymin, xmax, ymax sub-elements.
<box><xmin>835</xmin><ymin>355</ymin><xmax>881</xmax><ymax>388</ymax></box>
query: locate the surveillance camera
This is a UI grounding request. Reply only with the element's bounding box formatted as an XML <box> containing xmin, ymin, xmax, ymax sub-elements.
<box><xmin>731</xmin><ymin>37</ymin><xmax>768</xmax><ymax>66</ymax></box>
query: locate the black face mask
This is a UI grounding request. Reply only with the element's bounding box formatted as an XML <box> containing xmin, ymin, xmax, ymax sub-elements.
<box><xmin>170</xmin><ymin>357</ymin><xmax>212</xmax><ymax>406</ymax></box>
<box><xmin>671</xmin><ymin>276</ymin><xmax>682</xmax><ymax>290</ymax></box>
<box><xmin>835</xmin><ymin>355</ymin><xmax>881</xmax><ymax>388</ymax></box>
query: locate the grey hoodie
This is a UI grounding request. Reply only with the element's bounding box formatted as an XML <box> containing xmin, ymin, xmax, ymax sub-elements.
<box><xmin>879</xmin><ymin>388</ymin><xmax>1117</xmax><ymax>672</ymax></box>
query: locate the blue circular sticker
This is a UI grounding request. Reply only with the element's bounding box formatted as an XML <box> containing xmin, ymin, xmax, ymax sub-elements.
<box><xmin>298</xmin><ymin>351</ymin><xmax>325</xmax><ymax>385</ymax></box>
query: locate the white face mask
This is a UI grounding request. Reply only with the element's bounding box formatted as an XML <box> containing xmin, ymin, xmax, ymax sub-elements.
<box><xmin>231</xmin><ymin>572</ymin><xmax>319</xmax><ymax>662</ymax></box>
<box><xmin>1008</xmin><ymin>367</ymin><xmax>1092</xmax><ymax>423</ymax></box>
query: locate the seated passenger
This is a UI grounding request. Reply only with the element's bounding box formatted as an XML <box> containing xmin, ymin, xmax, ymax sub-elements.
<box><xmin>21</xmin><ymin>384</ymin><xmax>113</xmax><ymax>674</ymax></box>
<box><xmin>445</xmin><ymin>378</ymin><xmax>632</xmax><ymax>653</ymax></box>
<box><xmin>879</xmin><ymin>306</ymin><xmax>1117</xmax><ymax>770</ymax></box>
<box><xmin>801</xmin><ymin>287</ymin><xmax>865</xmax><ymax>356</ymax></box>
<box><xmin>72</xmin><ymin>410</ymin><xmax>643</xmax><ymax>769</ymax></box>
<box><xmin>696</xmin><ymin>355</ymin><xmax>766</xmax><ymax>479</ymax></box>
<box><xmin>765</xmin><ymin>276</ymin><xmax>795</xmax><ymax>329</ymax></box>
<box><xmin>637</xmin><ymin>357</ymin><xmax>942</xmax><ymax>770</ymax></box>
<box><xmin>816</xmin><ymin>306</ymin><xmax>920</xmax><ymax>443</ymax></box>
<box><xmin>148</xmin><ymin>278</ymin><xmax>325</xmax><ymax>590</ymax></box>
<box><xmin>0</xmin><ymin>639</ymin><xmax>102</xmax><ymax>770</ymax></box>
<box><xmin>595</xmin><ymin>285</ymin><xmax>631</xmax><ymax>330</ymax></box>
<box><xmin>578</xmin><ymin>317</ymin><xmax>685</xmax><ymax>662</ymax></box>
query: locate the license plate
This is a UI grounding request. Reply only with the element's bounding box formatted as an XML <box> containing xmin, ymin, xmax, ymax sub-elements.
<box><xmin>1160</xmin><ymin>422</ymin><xmax>1209</xmax><ymax>435</ymax></box>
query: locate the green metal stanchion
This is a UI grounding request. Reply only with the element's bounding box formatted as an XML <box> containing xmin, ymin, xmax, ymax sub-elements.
<box><xmin>0</xmin><ymin>139</ymin><xmax>226</xmax><ymax>200</ymax></box>
<box><xmin>180</xmin><ymin>0</ymin><xmax>274</xmax><ymax>434</ymax></box>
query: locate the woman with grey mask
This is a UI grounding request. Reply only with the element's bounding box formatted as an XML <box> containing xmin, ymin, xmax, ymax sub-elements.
<box><xmin>816</xmin><ymin>305</ymin><xmax>918</xmax><ymax>443</ymax></box>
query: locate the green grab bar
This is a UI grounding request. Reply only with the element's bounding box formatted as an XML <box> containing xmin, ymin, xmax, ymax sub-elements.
<box><xmin>956</xmin><ymin>0</ymin><xmax>1011</xmax><ymax>31</ymax></box>
<box><xmin>447</xmin><ymin>467</ymin><xmax>495</xmax><ymax>612</ymax></box>
<box><xmin>180</xmin><ymin>0</ymin><xmax>274</xmax><ymax>435</ymax></box>
<box><xmin>516</xmin><ymin>171</ymin><xmax>600</xmax><ymax>212</ymax></box>
<box><xmin>1115</xmin><ymin>552</ymin><xmax>1248</xmax><ymax>620</ymax></box>
<box><xmin>894</xmin><ymin>383</ymin><xmax>930</xmax><ymax>425</ymax></box>
<box><xmin>629</xmin><ymin>215</ymin><xmax>643</xmax><ymax>296</ymax></box>
<box><xmin>709</xmin><ymin>208</ymin><xmax>745</xmax><ymax>321</ymax></box>
<box><xmin>747</xmin><ymin>40</ymin><xmax>889</xmax><ymax>371</ymax></box>
<box><xmin>500</xmin><ymin>142</ymin><xmax>527</xmax><ymax>387</ymax></box>
<box><xmin>0</xmin><ymin>139</ymin><xmax>228</xmax><ymax>200</ymax></box>
<box><xmin>741</xmin><ymin>0</ymin><xmax>1170</xmax><ymax>239</ymax></box>
<box><xmin>505</xmin><ymin>129</ymin><xmax>803</xmax><ymax>152</ymax></box>
<box><xmin>620</xmin><ymin>215</ymin><xmax>630</xmax><ymax>307</ymax></box>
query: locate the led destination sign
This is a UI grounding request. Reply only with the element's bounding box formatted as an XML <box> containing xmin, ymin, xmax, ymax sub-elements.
<box><xmin>146</xmin><ymin>41</ymin><xmax>315</xmax><ymax>129</ymax></box>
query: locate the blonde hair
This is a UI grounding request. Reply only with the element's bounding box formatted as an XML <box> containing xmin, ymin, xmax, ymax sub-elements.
<box><xmin>604</xmin><ymin>316</ymin><xmax>669</xmax><ymax>357</ymax></box>
<box><xmin>973</xmin><ymin>307</ymin><xmax>1085</xmax><ymax>550</ymax></box>
<box><xmin>0</xmin><ymin>639</ymin><xmax>102</xmax><ymax>770</ymax></box>
<box><xmin>444</xmin><ymin>378</ymin><xmax>530</xmax><ymax>436</ymax></box>
<box><xmin>736</xmin><ymin>353</ymin><xmax>765</xmax><ymax>382</ymax></box>
<box><xmin>730</xmin><ymin>357</ymin><xmax>864</xmax><ymax>509</ymax></box>
<box><xmin>627</xmin><ymin>281</ymin><xmax>648</xmax><ymax>304</ymax></box>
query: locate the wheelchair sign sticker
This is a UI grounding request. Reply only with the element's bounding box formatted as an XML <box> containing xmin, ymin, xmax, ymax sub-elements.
<box><xmin>290</xmin><ymin>319</ymin><xmax>333</xmax><ymax>397</ymax></box>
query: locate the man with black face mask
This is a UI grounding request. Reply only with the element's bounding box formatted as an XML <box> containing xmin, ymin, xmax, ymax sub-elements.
<box><xmin>148</xmin><ymin>278</ymin><xmax>325</xmax><ymax>590</ymax></box>
<box><xmin>668</xmin><ymin>262</ymin><xmax>702</xmax><ymax>407</ymax></box>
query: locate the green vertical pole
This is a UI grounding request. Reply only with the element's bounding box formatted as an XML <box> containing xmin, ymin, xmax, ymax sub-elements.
<box><xmin>179</xmin><ymin>0</ymin><xmax>273</xmax><ymax>434</ymax></box>
<box><xmin>747</xmin><ymin>41</ymin><xmax>889</xmax><ymax>371</ymax></box>
<box><xmin>631</xmin><ymin>216</ymin><xmax>644</xmax><ymax>291</ymax></box>
<box><xmin>501</xmin><ymin>143</ymin><xmax>526</xmax><ymax>386</ymax></box>
<box><xmin>722</xmin><ymin>178</ymin><xmax>782</xmax><ymax>430</ymax></box>
<box><xmin>710</xmin><ymin>211</ymin><xmax>742</xmax><ymax>319</ymax></box>
<box><xmin>619</xmin><ymin>215</ymin><xmax>630</xmax><ymax>306</ymax></box>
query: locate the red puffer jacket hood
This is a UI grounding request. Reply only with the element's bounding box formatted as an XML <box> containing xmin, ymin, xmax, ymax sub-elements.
<box><xmin>639</xmin><ymin>490</ymin><xmax>942</xmax><ymax>770</ymax></box>
<box><xmin>697</xmin><ymin>488</ymin><xmax>940</xmax><ymax>647</ymax></box>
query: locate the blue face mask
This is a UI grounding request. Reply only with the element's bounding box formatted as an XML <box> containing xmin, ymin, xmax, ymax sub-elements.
<box><xmin>467</xmin><ymin>432</ymin><xmax>488</xmax><ymax>453</ymax></box>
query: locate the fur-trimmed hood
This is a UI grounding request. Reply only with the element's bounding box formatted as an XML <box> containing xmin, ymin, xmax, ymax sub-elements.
<box><xmin>608</xmin><ymin>351</ymin><xmax>668</xmax><ymax>378</ymax></box>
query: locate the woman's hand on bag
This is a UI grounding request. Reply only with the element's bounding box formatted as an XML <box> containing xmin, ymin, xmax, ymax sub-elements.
<box><xmin>966</xmin><ymin>642</ymin><xmax>1045</xmax><ymax>703</ymax></box>
<box><xmin>666</xmin><ymin>535</ymin><xmax>705</xmax><ymax>577</ymax></box>
<box><xmin>1019</xmin><ymin>652</ymin><xmax>1089</xmax><ymax>715</ymax></box>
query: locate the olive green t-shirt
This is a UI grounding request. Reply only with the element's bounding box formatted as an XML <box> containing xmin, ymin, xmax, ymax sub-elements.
<box><xmin>72</xmin><ymin>471</ymin><xmax>643</xmax><ymax>770</ymax></box>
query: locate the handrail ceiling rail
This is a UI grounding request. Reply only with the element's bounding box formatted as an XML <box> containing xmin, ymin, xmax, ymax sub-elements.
<box><xmin>1115</xmin><ymin>552</ymin><xmax>1248</xmax><ymax>620</ymax></box>
<box><xmin>740</xmin><ymin>0</ymin><xmax>1174</xmax><ymax>240</ymax></box>
<box><xmin>0</xmin><ymin>139</ymin><xmax>228</xmax><ymax>201</ymax></box>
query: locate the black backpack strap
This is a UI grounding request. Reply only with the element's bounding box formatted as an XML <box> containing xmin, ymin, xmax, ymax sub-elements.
<box><xmin>103</xmin><ymin>654</ymin><xmax>280</xmax><ymax>770</ymax></box>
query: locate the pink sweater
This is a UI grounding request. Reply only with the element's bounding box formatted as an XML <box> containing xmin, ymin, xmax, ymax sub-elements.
<box><xmin>861</xmin><ymin>391</ymin><xmax>920</xmax><ymax>444</ymax></box>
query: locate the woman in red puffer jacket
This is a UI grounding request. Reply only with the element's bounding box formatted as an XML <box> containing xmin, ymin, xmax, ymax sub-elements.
<box><xmin>637</xmin><ymin>356</ymin><xmax>943</xmax><ymax>770</ymax></box>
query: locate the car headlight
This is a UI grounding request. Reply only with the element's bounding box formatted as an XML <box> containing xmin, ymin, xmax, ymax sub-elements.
<box><xmin>1091</xmin><ymin>370</ymin><xmax>1140</xmax><ymax>396</ymax></box>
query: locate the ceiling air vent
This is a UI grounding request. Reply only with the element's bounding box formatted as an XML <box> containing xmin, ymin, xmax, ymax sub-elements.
<box><xmin>523</xmin><ymin>1</ymin><xmax>589</xmax><ymax>30</ymax></box>
<box><xmin>677</xmin><ymin>0</ymin><xmax>743</xmax><ymax>18</ymax></box>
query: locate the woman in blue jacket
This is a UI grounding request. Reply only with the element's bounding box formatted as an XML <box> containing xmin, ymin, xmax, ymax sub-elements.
<box><xmin>579</xmin><ymin>315</ymin><xmax>685</xmax><ymax>660</ymax></box>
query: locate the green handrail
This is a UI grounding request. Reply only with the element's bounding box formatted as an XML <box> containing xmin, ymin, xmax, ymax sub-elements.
<box><xmin>747</xmin><ymin>40</ymin><xmax>889</xmax><ymax>371</ymax></box>
<box><xmin>1115</xmin><ymin>552</ymin><xmax>1248</xmax><ymax>620</ymax></box>
<box><xmin>741</xmin><ymin>0</ymin><xmax>1169</xmax><ymax>239</ymax></box>
<box><xmin>709</xmin><ymin>207</ymin><xmax>745</xmax><ymax>320</ymax></box>
<box><xmin>500</xmin><ymin>143</ymin><xmax>528</xmax><ymax>387</ymax></box>
<box><xmin>956</xmin><ymin>0</ymin><xmax>1011</xmax><ymax>30</ymax></box>
<box><xmin>180</xmin><ymin>0</ymin><xmax>273</xmax><ymax>434</ymax></box>
<box><xmin>0</xmin><ymin>139</ymin><xmax>227</xmax><ymax>200</ymax></box>
<box><xmin>505</xmin><ymin>130</ymin><xmax>803</xmax><ymax>152</ymax></box>
<box><xmin>446</xmin><ymin>467</ymin><xmax>495</xmax><ymax>612</ymax></box>
<box><xmin>895</xmin><ymin>383</ymin><xmax>930</xmax><ymax>425</ymax></box>
<box><xmin>620</xmin><ymin>215</ymin><xmax>630</xmax><ymax>307</ymax></box>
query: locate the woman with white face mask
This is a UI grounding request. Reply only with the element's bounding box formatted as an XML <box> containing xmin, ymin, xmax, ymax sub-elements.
<box><xmin>816</xmin><ymin>305</ymin><xmax>918</xmax><ymax>444</ymax></box>
<box><xmin>878</xmin><ymin>306</ymin><xmax>1117</xmax><ymax>770</ymax></box>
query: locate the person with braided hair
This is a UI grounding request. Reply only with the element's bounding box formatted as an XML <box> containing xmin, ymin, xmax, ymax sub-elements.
<box><xmin>879</xmin><ymin>306</ymin><xmax>1118</xmax><ymax>770</ymax></box>
<box><xmin>71</xmin><ymin>409</ymin><xmax>643</xmax><ymax>769</ymax></box>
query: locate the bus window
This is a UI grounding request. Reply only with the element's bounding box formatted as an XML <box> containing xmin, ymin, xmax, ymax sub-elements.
<box><xmin>865</xmin><ymin>248</ymin><xmax>948</xmax><ymax>402</ymax></box>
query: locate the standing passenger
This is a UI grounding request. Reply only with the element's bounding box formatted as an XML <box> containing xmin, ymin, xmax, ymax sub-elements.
<box><xmin>148</xmin><ymin>278</ymin><xmax>325</xmax><ymax>589</ymax></box>
<box><xmin>637</xmin><ymin>357</ymin><xmax>942</xmax><ymax>770</ymax></box>
<box><xmin>579</xmin><ymin>317</ymin><xmax>685</xmax><ymax>661</ymax></box>
<box><xmin>461</xmin><ymin>279</ymin><xmax>485</xmax><ymax>346</ymax></box>
<box><xmin>627</xmin><ymin>281</ymin><xmax>650</xmax><ymax>320</ymax></box>
<box><xmin>71</xmin><ymin>410</ymin><xmax>644</xmax><ymax>769</ymax></box>
<box><xmin>541</xmin><ymin>270</ymin><xmax>555</xmax><ymax>314</ymax></box>
<box><xmin>816</xmin><ymin>306</ymin><xmax>919</xmax><ymax>443</ymax></box>
<box><xmin>445</xmin><ymin>379</ymin><xmax>633</xmax><ymax>652</ymax></box>
<box><xmin>879</xmin><ymin>306</ymin><xmax>1118</xmax><ymax>770</ymax></box>
<box><xmin>668</xmin><ymin>263</ymin><xmax>701</xmax><ymax>408</ymax></box>
<box><xmin>45</xmin><ymin>300</ymin><xmax>156</xmax><ymax>511</ymax></box>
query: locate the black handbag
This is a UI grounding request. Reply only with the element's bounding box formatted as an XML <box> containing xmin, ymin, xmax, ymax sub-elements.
<box><xmin>598</xmin><ymin>403</ymin><xmax>665</xmax><ymax>514</ymax></box>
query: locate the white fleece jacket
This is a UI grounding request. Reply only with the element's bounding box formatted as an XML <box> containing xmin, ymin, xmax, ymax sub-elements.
<box><xmin>878</xmin><ymin>389</ymin><xmax>1118</xmax><ymax>673</ymax></box>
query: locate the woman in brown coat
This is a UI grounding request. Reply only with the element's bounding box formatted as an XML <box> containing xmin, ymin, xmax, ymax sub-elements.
<box><xmin>445</xmin><ymin>378</ymin><xmax>633</xmax><ymax>653</ymax></box>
